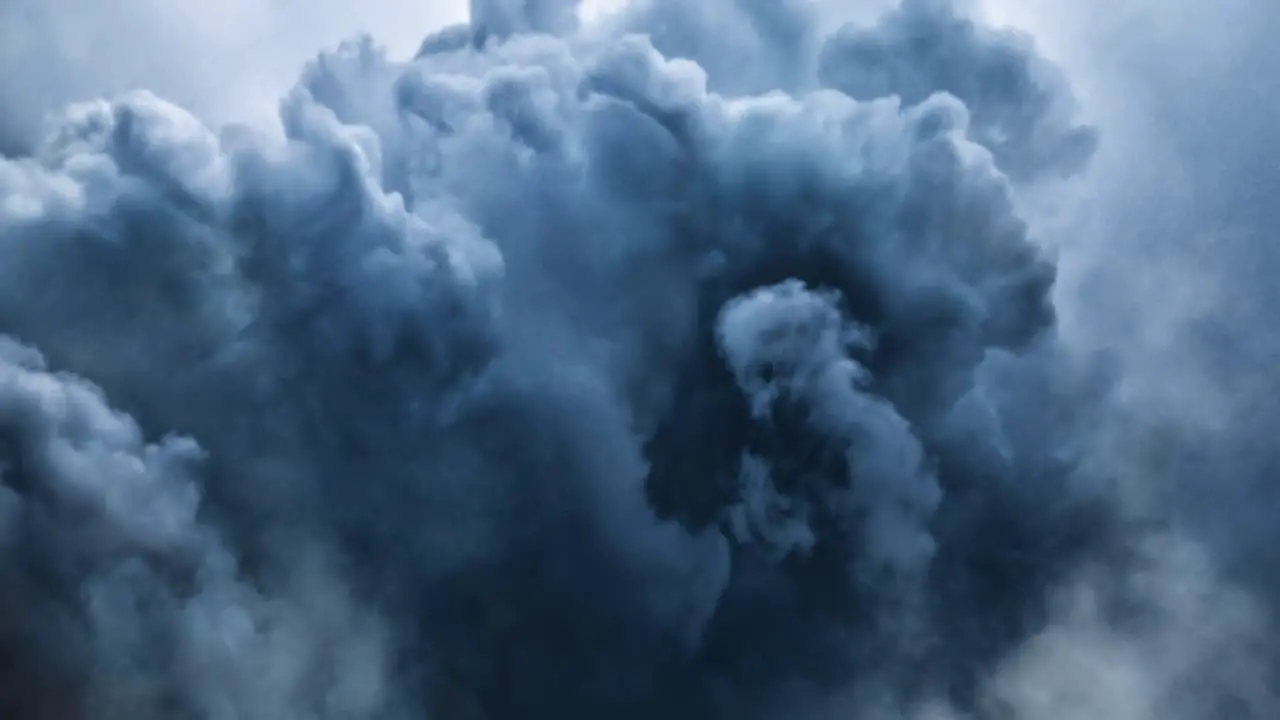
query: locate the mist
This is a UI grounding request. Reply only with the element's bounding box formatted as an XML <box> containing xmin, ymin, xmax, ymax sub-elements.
<box><xmin>1</xmin><ymin>1</ymin><xmax>1277</xmax><ymax>718</ymax></box>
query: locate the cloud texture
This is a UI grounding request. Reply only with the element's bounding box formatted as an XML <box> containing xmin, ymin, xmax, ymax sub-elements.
<box><xmin>0</xmin><ymin>1</ymin><xmax>1275</xmax><ymax>718</ymax></box>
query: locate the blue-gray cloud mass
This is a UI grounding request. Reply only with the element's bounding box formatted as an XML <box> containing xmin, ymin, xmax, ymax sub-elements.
<box><xmin>0</xmin><ymin>1</ymin><xmax>1276</xmax><ymax>719</ymax></box>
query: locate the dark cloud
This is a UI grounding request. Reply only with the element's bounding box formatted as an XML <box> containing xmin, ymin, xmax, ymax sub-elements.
<box><xmin>0</xmin><ymin>1</ymin><xmax>1274</xmax><ymax>719</ymax></box>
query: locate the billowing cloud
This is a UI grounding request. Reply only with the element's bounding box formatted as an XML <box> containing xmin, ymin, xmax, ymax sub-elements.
<box><xmin>0</xmin><ymin>1</ymin><xmax>1274</xmax><ymax>719</ymax></box>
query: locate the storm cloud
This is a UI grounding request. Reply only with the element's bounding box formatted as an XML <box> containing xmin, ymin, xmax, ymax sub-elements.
<box><xmin>0</xmin><ymin>1</ymin><xmax>1276</xmax><ymax>719</ymax></box>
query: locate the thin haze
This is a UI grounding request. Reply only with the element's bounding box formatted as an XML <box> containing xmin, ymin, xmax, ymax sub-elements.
<box><xmin>0</xmin><ymin>1</ymin><xmax>1277</xmax><ymax>719</ymax></box>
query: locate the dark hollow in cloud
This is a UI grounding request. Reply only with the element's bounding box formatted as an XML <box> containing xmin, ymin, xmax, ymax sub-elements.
<box><xmin>0</xmin><ymin>1</ymin><xmax>1270</xmax><ymax>719</ymax></box>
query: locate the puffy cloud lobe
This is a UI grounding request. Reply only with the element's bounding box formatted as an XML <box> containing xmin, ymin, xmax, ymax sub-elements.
<box><xmin>0</xmin><ymin>339</ymin><xmax>395</xmax><ymax>720</ymax></box>
<box><xmin>717</xmin><ymin>281</ymin><xmax>939</xmax><ymax>585</ymax></box>
<box><xmin>0</xmin><ymin>85</ymin><xmax>502</xmax><ymax>411</ymax></box>
<box><xmin>0</xmin><ymin>1</ymin><xmax>1259</xmax><ymax>719</ymax></box>
<box><xmin>819</xmin><ymin>0</ymin><xmax>1098</xmax><ymax>181</ymax></box>
<box><xmin>0</xmin><ymin>86</ymin><xmax>504</xmax><ymax>719</ymax></box>
<box><xmin>615</xmin><ymin>0</ymin><xmax>819</xmax><ymax>96</ymax></box>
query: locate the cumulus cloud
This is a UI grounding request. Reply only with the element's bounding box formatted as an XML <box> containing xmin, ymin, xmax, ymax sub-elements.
<box><xmin>0</xmin><ymin>1</ymin><xmax>1274</xmax><ymax>719</ymax></box>
<box><xmin>819</xmin><ymin>0</ymin><xmax>1098</xmax><ymax>181</ymax></box>
<box><xmin>0</xmin><ymin>338</ymin><xmax>397</xmax><ymax>720</ymax></box>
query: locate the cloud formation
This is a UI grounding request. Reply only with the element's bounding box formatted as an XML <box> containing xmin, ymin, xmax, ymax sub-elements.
<box><xmin>0</xmin><ymin>1</ymin><xmax>1274</xmax><ymax>719</ymax></box>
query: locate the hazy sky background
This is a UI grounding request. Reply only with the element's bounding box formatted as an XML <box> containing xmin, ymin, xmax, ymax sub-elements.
<box><xmin>0</xmin><ymin>0</ymin><xmax>467</xmax><ymax>136</ymax></box>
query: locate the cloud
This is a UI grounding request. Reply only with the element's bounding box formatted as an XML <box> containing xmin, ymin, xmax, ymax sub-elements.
<box><xmin>977</xmin><ymin>0</ymin><xmax>1280</xmax><ymax>597</ymax></box>
<box><xmin>0</xmin><ymin>1</ymin><xmax>1276</xmax><ymax>719</ymax></box>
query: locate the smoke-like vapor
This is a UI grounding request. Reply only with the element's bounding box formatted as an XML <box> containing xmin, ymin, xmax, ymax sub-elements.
<box><xmin>0</xmin><ymin>1</ymin><xmax>1273</xmax><ymax>718</ymax></box>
